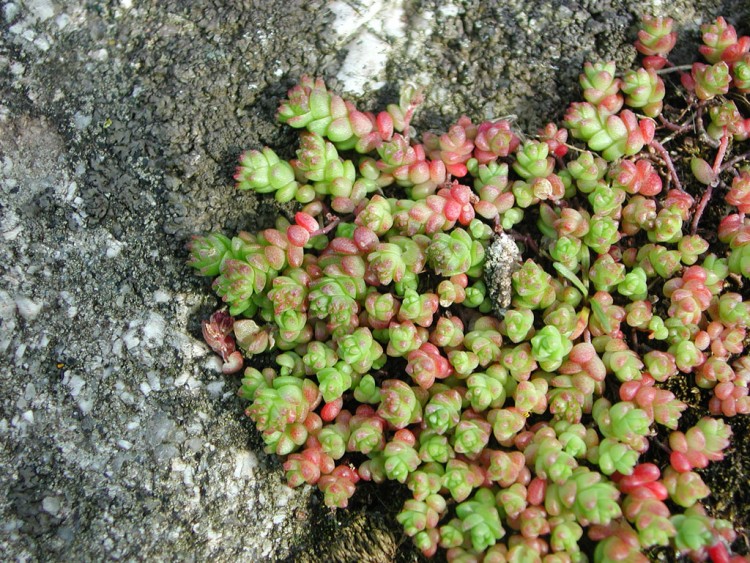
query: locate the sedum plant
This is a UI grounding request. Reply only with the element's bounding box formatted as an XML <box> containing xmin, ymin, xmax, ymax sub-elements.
<box><xmin>189</xmin><ymin>15</ymin><xmax>750</xmax><ymax>562</ymax></box>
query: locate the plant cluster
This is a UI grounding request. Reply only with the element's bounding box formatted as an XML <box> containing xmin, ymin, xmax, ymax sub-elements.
<box><xmin>189</xmin><ymin>15</ymin><xmax>750</xmax><ymax>562</ymax></box>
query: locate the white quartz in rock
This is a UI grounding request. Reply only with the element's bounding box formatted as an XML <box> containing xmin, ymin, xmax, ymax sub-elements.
<box><xmin>15</xmin><ymin>295</ymin><xmax>42</xmax><ymax>321</ymax></box>
<box><xmin>42</xmin><ymin>496</ymin><xmax>61</xmax><ymax>516</ymax></box>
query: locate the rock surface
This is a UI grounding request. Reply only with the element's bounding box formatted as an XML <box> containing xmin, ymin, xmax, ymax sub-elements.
<box><xmin>0</xmin><ymin>1</ymin><xmax>746</xmax><ymax>561</ymax></box>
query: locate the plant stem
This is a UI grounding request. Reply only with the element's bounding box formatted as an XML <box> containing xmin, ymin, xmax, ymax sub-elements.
<box><xmin>720</xmin><ymin>150</ymin><xmax>750</xmax><ymax>173</ymax></box>
<box><xmin>658</xmin><ymin>114</ymin><xmax>692</xmax><ymax>135</ymax></box>
<box><xmin>713</xmin><ymin>132</ymin><xmax>729</xmax><ymax>171</ymax></box>
<box><xmin>692</xmin><ymin>132</ymin><xmax>729</xmax><ymax>234</ymax></box>
<box><xmin>653</xmin><ymin>64</ymin><xmax>693</xmax><ymax>75</ymax></box>
<box><xmin>691</xmin><ymin>183</ymin><xmax>714</xmax><ymax>234</ymax></box>
<box><xmin>649</xmin><ymin>139</ymin><xmax>683</xmax><ymax>191</ymax></box>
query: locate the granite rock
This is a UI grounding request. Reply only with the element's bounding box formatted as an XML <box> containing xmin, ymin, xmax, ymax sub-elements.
<box><xmin>0</xmin><ymin>1</ymin><xmax>745</xmax><ymax>561</ymax></box>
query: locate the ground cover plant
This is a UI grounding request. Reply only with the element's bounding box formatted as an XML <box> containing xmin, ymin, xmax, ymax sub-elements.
<box><xmin>189</xmin><ymin>15</ymin><xmax>750</xmax><ymax>562</ymax></box>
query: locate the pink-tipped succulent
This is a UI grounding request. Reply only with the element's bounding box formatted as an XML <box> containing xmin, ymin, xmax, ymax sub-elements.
<box><xmin>190</xmin><ymin>17</ymin><xmax>750</xmax><ymax>560</ymax></box>
<box><xmin>635</xmin><ymin>16</ymin><xmax>677</xmax><ymax>69</ymax></box>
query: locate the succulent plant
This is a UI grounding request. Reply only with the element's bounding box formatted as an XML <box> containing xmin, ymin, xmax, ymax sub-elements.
<box><xmin>189</xmin><ymin>15</ymin><xmax>750</xmax><ymax>562</ymax></box>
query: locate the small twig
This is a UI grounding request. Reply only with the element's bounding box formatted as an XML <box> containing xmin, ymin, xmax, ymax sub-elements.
<box><xmin>615</xmin><ymin>64</ymin><xmax>692</xmax><ymax>79</ymax></box>
<box><xmin>311</xmin><ymin>213</ymin><xmax>341</xmax><ymax>237</ymax></box>
<box><xmin>652</xmin><ymin>64</ymin><xmax>693</xmax><ymax>75</ymax></box>
<box><xmin>508</xmin><ymin>230</ymin><xmax>539</xmax><ymax>256</ymax></box>
<box><xmin>658</xmin><ymin>106</ymin><xmax>695</xmax><ymax>146</ymax></box>
<box><xmin>720</xmin><ymin>150</ymin><xmax>750</xmax><ymax>173</ymax></box>
<box><xmin>649</xmin><ymin>139</ymin><xmax>683</xmax><ymax>191</ymax></box>
<box><xmin>658</xmin><ymin>114</ymin><xmax>693</xmax><ymax>135</ymax></box>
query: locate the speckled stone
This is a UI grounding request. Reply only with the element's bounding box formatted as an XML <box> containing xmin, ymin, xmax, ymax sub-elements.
<box><xmin>0</xmin><ymin>0</ymin><xmax>745</xmax><ymax>561</ymax></box>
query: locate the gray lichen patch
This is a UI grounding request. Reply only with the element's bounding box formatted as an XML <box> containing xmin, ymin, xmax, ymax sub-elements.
<box><xmin>483</xmin><ymin>232</ymin><xmax>521</xmax><ymax>317</ymax></box>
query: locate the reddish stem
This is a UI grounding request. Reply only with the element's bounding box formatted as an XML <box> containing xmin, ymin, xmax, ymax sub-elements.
<box><xmin>712</xmin><ymin>132</ymin><xmax>729</xmax><ymax>172</ymax></box>
<box><xmin>692</xmin><ymin>132</ymin><xmax>729</xmax><ymax>234</ymax></box>
<box><xmin>509</xmin><ymin>230</ymin><xmax>539</xmax><ymax>256</ymax></box>
<box><xmin>310</xmin><ymin>214</ymin><xmax>341</xmax><ymax>238</ymax></box>
<box><xmin>691</xmin><ymin>184</ymin><xmax>713</xmax><ymax>235</ymax></box>
<box><xmin>649</xmin><ymin>139</ymin><xmax>683</xmax><ymax>191</ymax></box>
<box><xmin>658</xmin><ymin>114</ymin><xmax>692</xmax><ymax>135</ymax></box>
